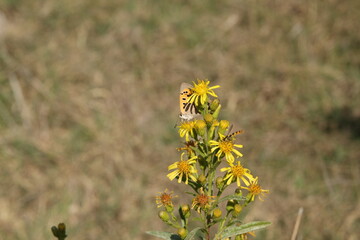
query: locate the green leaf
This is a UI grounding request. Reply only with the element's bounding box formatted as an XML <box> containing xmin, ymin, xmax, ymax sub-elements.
<box><xmin>221</xmin><ymin>221</ymin><xmax>271</xmax><ymax>238</ymax></box>
<box><xmin>191</xmin><ymin>146</ymin><xmax>207</xmax><ymax>158</ymax></box>
<box><xmin>184</xmin><ymin>227</ymin><xmax>205</xmax><ymax>240</ymax></box>
<box><xmin>146</xmin><ymin>231</ymin><xmax>181</xmax><ymax>240</ymax></box>
<box><xmin>218</xmin><ymin>195</ymin><xmax>246</xmax><ymax>203</ymax></box>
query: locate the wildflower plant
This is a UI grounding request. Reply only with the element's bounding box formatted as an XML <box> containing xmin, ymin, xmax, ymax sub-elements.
<box><xmin>147</xmin><ymin>80</ymin><xmax>271</xmax><ymax>240</ymax></box>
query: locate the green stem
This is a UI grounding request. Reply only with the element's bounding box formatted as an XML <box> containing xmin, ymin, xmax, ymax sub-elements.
<box><xmin>214</xmin><ymin>214</ymin><xmax>229</xmax><ymax>240</ymax></box>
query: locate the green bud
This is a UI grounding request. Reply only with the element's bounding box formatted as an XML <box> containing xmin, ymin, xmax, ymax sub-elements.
<box><xmin>195</xmin><ymin>120</ymin><xmax>207</xmax><ymax>137</ymax></box>
<box><xmin>198</xmin><ymin>174</ymin><xmax>206</xmax><ymax>185</ymax></box>
<box><xmin>159</xmin><ymin>211</ymin><xmax>170</xmax><ymax>222</ymax></box>
<box><xmin>51</xmin><ymin>226</ymin><xmax>59</xmax><ymax>237</ymax></box>
<box><xmin>51</xmin><ymin>223</ymin><xmax>67</xmax><ymax>239</ymax></box>
<box><xmin>226</xmin><ymin>200</ymin><xmax>235</xmax><ymax>212</ymax></box>
<box><xmin>210</xmin><ymin>99</ymin><xmax>220</xmax><ymax>111</ymax></box>
<box><xmin>213</xmin><ymin>208</ymin><xmax>222</xmax><ymax>218</ymax></box>
<box><xmin>216</xmin><ymin>177</ymin><xmax>224</xmax><ymax>189</ymax></box>
<box><xmin>165</xmin><ymin>204</ymin><xmax>174</xmax><ymax>213</ymax></box>
<box><xmin>212</xmin><ymin>104</ymin><xmax>221</xmax><ymax>119</ymax></box>
<box><xmin>58</xmin><ymin>223</ymin><xmax>66</xmax><ymax>237</ymax></box>
<box><xmin>232</xmin><ymin>204</ymin><xmax>242</xmax><ymax>217</ymax></box>
<box><xmin>177</xmin><ymin>227</ymin><xmax>188</xmax><ymax>239</ymax></box>
<box><xmin>235</xmin><ymin>188</ymin><xmax>242</xmax><ymax>196</ymax></box>
<box><xmin>180</xmin><ymin>204</ymin><xmax>191</xmax><ymax>218</ymax></box>
<box><xmin>204</xmin><ymin>113</ymin><xmax>213</xmax><ymax>125</ymax></box>
<box><xmin>218</xmin><ymin>120</ymin><xmax>230</xmax><ymax>135</ymax></box>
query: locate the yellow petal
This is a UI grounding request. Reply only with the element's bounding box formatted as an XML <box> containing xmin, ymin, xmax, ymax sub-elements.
<box><xmin>232</xmin><ymin>149</ymin><xmax>243</xmax><ymax>157</ymax></box>
<box><xmin>168</xmin><ymin>162</ymin><xmax>179</xmax><ymax>170</ymax></box>
<box><xmin>167</xmin><ymin>171</ymin><xmax>179</xmax><ymax>181</ymax></box>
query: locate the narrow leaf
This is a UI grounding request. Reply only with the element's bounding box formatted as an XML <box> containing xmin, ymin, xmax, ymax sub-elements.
<box><xmin>221</xmin><ymin>221</ymin><xmax>271</xmax><ymax>238</ymax></box>
<box><xmin>184</xmin><ymin>227</ymin><xmax>204</xmax><ymax>240</ymax></box>
<box><xmin>218</xmin><ymin>195</ymin><xmax>246</xmax><ymax>203</ymax></box>
<box><xmin>191</xmin><ymin>146</ymin><xmax>206</xmax><ymax>158</ymax></box>
<box><xmin>146</xmin><ymin>231</ymin><xmax>181</xmax><ymax>240</ymax></box>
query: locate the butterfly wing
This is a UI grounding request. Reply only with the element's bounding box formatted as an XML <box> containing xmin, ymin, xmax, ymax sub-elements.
<box><xmin>179</xmin><ymin>83</ymin><xmax>200</xmax><ymax>120</ymax></box>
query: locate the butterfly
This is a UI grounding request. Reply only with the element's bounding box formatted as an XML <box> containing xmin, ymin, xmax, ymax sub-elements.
<box><xmin>179</xmin><ymin>83</ymin><xmax>200</xmax><ymax>121</ymax></box>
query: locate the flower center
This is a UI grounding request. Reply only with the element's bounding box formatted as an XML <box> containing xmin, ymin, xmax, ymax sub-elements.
<box><xmin>178</xmin><ymin>161</ymin><xmax>191</xmax><ymax>173</ymax></box>
<box><xmin>195</xmin><ymin>194</ymin><xmax>209</xmax><ymax>206</ymax></box>
<box><xmin>182</xmin><ymin>121</ymin><xmax>196</xmax><ymax>131</ymax></box>
<box><xmin>160</xmin><ymin>193</ymin><xmax>173</xmax><ymax>205</ymax></box>
<box><xmin>249</xmin><ymin>184</ymin><xmax>262</xmax><ymax>195</ymax></box>
<box><xmin>193</xmin><ymin>83</ymin><xmax>208</xmax><ymax>95</ymax></box>
<box><xmin>231</xmin><ymin>165</ymin><xmax>245</xmax><ymax>177</ymax></box>
<box><xmin>219</xmin><ymin>140</ymin><xmax>234</xmax><ymax>153</ymax></box>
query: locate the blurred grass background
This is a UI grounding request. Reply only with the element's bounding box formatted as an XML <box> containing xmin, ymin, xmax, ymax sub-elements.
<box><xmin>0</xmin><ymin>0</ymin><xmax>359</xmax><ymax>239</ymax></box>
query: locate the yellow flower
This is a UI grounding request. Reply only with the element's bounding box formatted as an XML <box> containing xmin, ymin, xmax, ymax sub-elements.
<box><xmin>188</xmin><ymin>79</ymin><xmax>220</xmax><ymax>106</ymax></box>
<box><xmin>241</xmin><ymin>177</ymin><xmax>269</xmax><ymax>201</ymax></box>
<box><xmin>209</xmin><ymin>137</ymin><xmax>243</xmax><ymax>163</ymax></box>
<box><xmin>156</xmin><ymin>189</ymin><xmax>177</xmax><ymax>208</ymax></box>
<box><xmin>178</xmin><ymin>120</ymin><xmax>197</xmax><ymax>141</ymax></box>
<box><xmin>167</xmin><ymin>153</ymin><xmax>198</xmax><ymax>184</ymax></box>
<box><xmin>221</xmin><ymin>161</ymin><xmax>255</xmax><ymax>187</ymax></box>
<box><xmin>191</xmin><ymin>188</ymin><xmax>215</xmax><ymax>213</ymax></box>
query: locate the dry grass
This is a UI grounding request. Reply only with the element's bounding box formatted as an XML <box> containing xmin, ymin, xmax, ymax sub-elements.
<box><xmin>0</xmin><ymin>0</ymin><xmax>359</xmax><ymax>239</ymax></box>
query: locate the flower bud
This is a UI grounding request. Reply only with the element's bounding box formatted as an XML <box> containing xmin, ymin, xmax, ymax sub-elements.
<box><xmin>226</xmin><ymin>200</ymin><xmax>235</xmax><ymax>212</ymax></box>
<box><xmin>51</xmin><ymin>226</ymin><xmax>59</xmax><ymax>237</ymax></box>
<box><xmin>212</xmin><ymin>104</ymin><xmax>221</xmax><ymax>119</ymax></box>
<box><xmin>235</xmin><ymin>235</ymin><xmax>243</xmax><ymax>240</ymax></box>
<box><xmin>198</xmin><ymin>174</ymin><xmax>206</xmax><ymax>185</ymax></box>
<box><xmin>58</xmin><ymin>223</ymin><xmax>66</xmax><ymax>236</ymax></box>
<box><xmin>213</xmin><ymin>208</ymin><xmax>222</xmax><ymax>218</ymax></box>
<box><xmin>180</xmin><ymin>204</ymin><xmax>191</xmax><ymax>218</ymax></box>
<box><xmin>158</xmin><ymin>211</ymin><xmax>170</xmax><ymax>222</ymax></box>
<box><xmin>165</xmin><ymin>204</ymin><xmax>174</xmax><ymax>213</ymax></box>
<box><xmin>195</xmin><ymin>120</ymin><xmax>206</xmax><ymax>137</ymax></box>
<box><xmin>177</xmin><ymin>227</ymin><xmax>188</xmax><ymax>239</ymax></box>
<box><xmin>216</xmin><ymin>177</ymin><xmax>224</xmax><ymax>189</ymax></box>
<box><xmin>218</xmin><ymin>120</ymin><xmax>230</xmax><ymax>135</ymax></box>
<box><xmin>235</xmin><ymin>187</ymin><xmax>242</xmax><ymax>196</ymax></box>
<box><xmin>232</xmin><ymin>204</ymin><xmax>242</xmax><ymax>217</ymax></box>
<box><xmin>210</xmin><ymin>99</ymin><xmax>220</xmax><ymax>111</ymax></box>
<box><xmin>204</xmin><ymin>113</ymin><xmax>213</xmax><ymax>125</ymax></box>
<box><xmin>213</xmin><ymin>119</ymin><xmax>219</xmax><ymax>126</ymax></box>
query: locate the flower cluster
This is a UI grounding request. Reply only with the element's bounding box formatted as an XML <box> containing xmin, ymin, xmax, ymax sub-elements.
<box><xmin>150</xmin><ymin>80</ymin><xmax>270</xmax><ymax>240</ymax></box>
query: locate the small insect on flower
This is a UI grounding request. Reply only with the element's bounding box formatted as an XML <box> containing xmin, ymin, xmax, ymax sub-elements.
<box><xmin>187</xmin><ymin>79</ymin><xmax>220</xmax><ymax>106</ymax></box>
<box><xmin>156</xmin><ymin>189</ymin><xmax>178</xmax><ymax>208</ymax></box>
<box><xmin>221</xmin><ymin>161</ymin><xmax>255</xmax><ymax>187</ymax></box>
<box><xmin>167</xmin><ymin>153</ymin><xmax>198</xmax><ymax>185</ymax></box>
<box><xmin>209</xmin><ymin>132</ymin><xmax>244</xmax><ymax>163</ymax></box>
<box><xmin>179</xmin><ymin>83</ymin><xmax>201</xmax><ymax>121</ymax></box>
<box><xmin>223</xmin><ymin>130</ymin><xmax>244</xmax><ymax>140</ymax></box>
<box><xmin>191</xmin><ymin>188</ymin><xmax>215</xmax><ymax>213</ymax></box>
<box><xmin>241</xmin><ymin>177</ymin><xmax>269</xmax><ymax>202</ymax></box>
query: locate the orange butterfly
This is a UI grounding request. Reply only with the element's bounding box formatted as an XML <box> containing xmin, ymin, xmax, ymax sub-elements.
<box><xmin>179</xmin><ymin>83</ymin><xmax>200</xmax><ymax>121</ymax></box>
